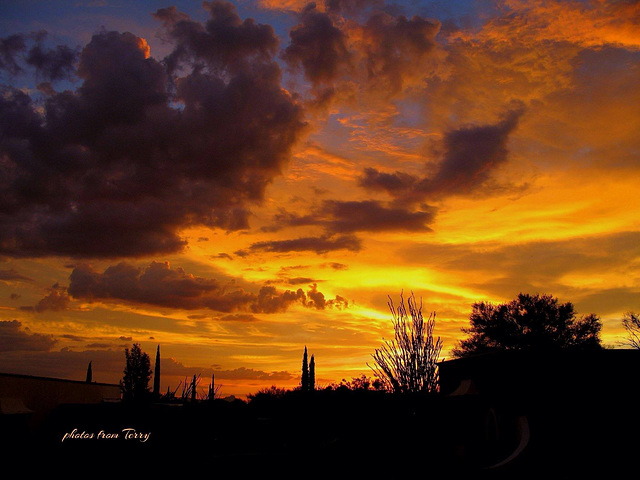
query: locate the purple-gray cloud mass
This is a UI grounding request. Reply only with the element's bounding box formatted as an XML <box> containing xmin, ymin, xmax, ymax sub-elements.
<box><xmin>241</xmin><ymin>234</ymin><xmax>362</xmax><ymax>255</ymax></box>
<box><xmin>65</xmin><ymin>260</ymin><xmax>347</xmax><ymax>313</ymax></box>
<box><xmin>0</xmin><ymin>320</ymin><xmax>57</xmax><ymax>351</ymax></box>
<box><xmin>0</xmin><ymin>1</ymin><xmax>307</xmax><ymax>259</ymax></box>
<box><xmin>360</xmin><ymin>107</ymin><xmax>525</xmax><ymax>203</ymax></box>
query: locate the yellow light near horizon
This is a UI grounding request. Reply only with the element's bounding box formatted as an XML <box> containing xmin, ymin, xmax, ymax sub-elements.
<box><xmin>432</xmin><ymin>168</ymin><xmax>640</xmax><ymax>246</ymax></box>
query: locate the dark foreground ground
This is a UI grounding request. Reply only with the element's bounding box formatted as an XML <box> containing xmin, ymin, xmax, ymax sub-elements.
<box><xmin>5</xmin><ymin>385</ymin><xmax>638</xmax><ymax>478</ymax></box>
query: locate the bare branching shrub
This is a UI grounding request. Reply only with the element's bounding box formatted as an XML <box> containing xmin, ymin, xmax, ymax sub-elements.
<box><xmin>369</xmin><ymin>292</ymin><xmax>443</xmax><ymax>393</ymax></box>
<box><xmin>622</xmin><ymin>312</ymin><xmax>640</xmax><ymax>349</ymax></box>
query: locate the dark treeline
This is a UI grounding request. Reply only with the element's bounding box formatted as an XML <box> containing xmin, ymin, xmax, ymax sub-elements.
<box><xmin>19</xmin><ymin>292</ymin><xmax>640</xmax><ymax>477</ymax></box>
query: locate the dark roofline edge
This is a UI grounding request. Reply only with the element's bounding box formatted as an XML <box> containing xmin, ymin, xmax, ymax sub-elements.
<box><xmin>0</xmin><ymin>371</ymin><xmax>120</xmax><ymax>388</ymax></box>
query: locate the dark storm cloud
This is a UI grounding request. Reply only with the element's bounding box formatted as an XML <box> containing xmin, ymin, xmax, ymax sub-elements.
<box><xmin>284</xmin><ymin>277</ymin><xmax>317</xmax><ymax>285</ymax></box>
<box><xmin>241</xmin><ymin>234</ymin><xmax>362</xmax><ymax>255</ymax></box>
<box><xmin>0</xmin><ymin>320</ymin><xmax>57</xmax><ymax>351</ymax></box>
<box><xmin>359</xmin><ymin>168</ymin><xmax>418</xmax><ymax>194</ymax></box>
<box><xmin>256</xmin><ymin>282</ymin><xmax>347</xmax><ymax>310</ymax></box>
<box><xmin>0</xmin><ymin>31</ymin><xmax>78</xmax><ymax>81</ymax></box>
<box><xmin>268</xmin><ymin>199</ymin><xmax>436</xmax><ymax>233</ymax></box>
<box><xmin>67</xmin><ymin>261</ymin><xmax>346</xmax><ymax>313</ymax></box>
<box><xmin>306</xmin><ymin>282</ymin><xmax>348</xmax><ymax>310</ymax></box>
<box><xmin>422</xmin><ymin>108</ymin><xmax>523</xmax><ymax>197</ymax></box>
<box><xmin>0</xmin><ymin>2</ymin><xmax>306</xmax><ymax>259</ymax></box>
<box><xmin>321</xmin><ymin>200</ymin><xmax>435</xmax><ymax>233</ymax></box>
<box><xmin>68</xmin><ymin>261</ymin><xmax>251</xmax><ymax>311</ymax></box>
<box><xmin>360</xmin><ymin>11</ymin><xmax>440</xmax><ymax>94</ymax></box>
<box><xmin>0</xmin><ymin>34</ymin><xmax>27</xmax><ymax>75</ymax></box>
<box><xmin>250</xmin><ymin>285</ymin><xmax>306</xmax><ymax>313</ymax></box>
<box><xmin>281</xmin><ymin>0</ymin><xmax>439</xmax><ymax>103</ymax></box>
<box><xmin>282</xmin><ymin>3</ymin><xmax>352</xmax><ymax>84</ymax></box>
<box><xmin>325</xmin><ymin>0</ymin><xmax>385</xmax><ymax>17</ymax></box>
<box><xmin>25</xmin><ymin>43</ymin><xmax>79</xmax><ymax>81</ymax></box>
<box><xmin>360</xmin><ymin>107</ymin><xmax>524</xmax><ymax>202</ymax></box>
<box><xmin>153</xmin><ymin>1</ymin><xmax>279</xmax><ymax>74</ymax></box>
<box><xmin>20</xmin><ymin>283</ymin><xmax>71</xmax><ymax>313</ymax></box>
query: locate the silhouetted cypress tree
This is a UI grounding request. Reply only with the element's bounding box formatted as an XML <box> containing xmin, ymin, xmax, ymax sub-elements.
<box><xmin>85</xmin><ymin>361</ymin><xmax>92</xmax><ymax>383</ymax></box>
<box><xmin>309</xmin><ymin>354</ymin><xmax>315</xmax><ymax>391</ymax></box>
<box><xmin>208</xmin><ymin>374</ymin><xmax>215</xmax><ymax>400</ymax></box>
<box><xmin>153</xmin><ymin>345</ymin><xmax>161</xmax><ymax>396</ymax></box>
<box><xmin>301</xmin><ymin>346</ymin><xmax>309</xmax><ymax>391</ymax></box>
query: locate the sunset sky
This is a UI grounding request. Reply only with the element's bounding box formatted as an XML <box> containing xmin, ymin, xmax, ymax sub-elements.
<box><xmin>1</xmin><ymin>0</ymin><xmax>639</xmax><ymax>399</ymax></box>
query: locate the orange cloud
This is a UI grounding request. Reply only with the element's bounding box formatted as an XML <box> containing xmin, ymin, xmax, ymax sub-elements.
<box><xmin>136</xmin><ymin>36</ymin><xmax>150</xmax><ymax>58</ymax></box>
<box><xmin>258</xmin><ymin>0</ymin><xmax>310</xmax><ymax>11</ymax></box>
<box><xmin>478</xmin><ymin>0</ymin><xmax>640</xmax><ymax>50</ymax></box>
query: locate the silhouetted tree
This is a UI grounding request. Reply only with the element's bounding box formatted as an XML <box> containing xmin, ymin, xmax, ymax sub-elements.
<box><xmin>309</xmin><ymin>354</ymin><xmax>315</xmax><ymax>391</ymax></box>
<box><xmin>121</xmin><ymin>343</ymin><xmax>152</xmax><ymax>402</ymax></box>
<box><xmin>153</xmin><ymin>345</ymin><xmax>161</xmax><ymax>396</ymax></box>
<box><xmin>622</xmin><ymin>312</ymin><xmax>640</xmax><ymax>349</ymax></box>
<box><xmin>369</xmin><ymin>292</ymin><xmax>443</xmax><ymax>393</ymax></box>
<box><xmin>452</xmin><ymin>293</ymin><xmax>603</xmax><ymax>358</ymax></box>
<box><xmin>85</xmin><ymin>361</ymin><xmax>92</xmax><ymax>383</ymax></box>
<box><xmin>301</xmin><ymin>346</ymin><xmax>309</xmax><ymax>391</ymax></box>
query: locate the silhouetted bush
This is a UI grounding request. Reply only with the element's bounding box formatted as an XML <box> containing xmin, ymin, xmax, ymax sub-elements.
<box><xmin>325</xmin><ymin>374</ymin><xmax>386</xmax><ymax>391</ymax></box>
<box><xmin>247</xmin><ymin>385</ymin><xmax>288</xmax><ymax>403</ymax></box>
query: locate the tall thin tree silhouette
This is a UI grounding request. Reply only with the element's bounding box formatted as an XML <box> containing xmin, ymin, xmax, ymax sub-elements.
<box><xmin>153</xmin><ymin>345</ymin><xmax>161</xmax><ymax>396</ymax></box>
<box><xmin>301</xmin><ymin>346</ymin><xmax>309</xmax><ymax>391</ymax></box>
<box><xmin>309</xmin><ymin>354</ymin><xmax>315</xmax><ymax>391</ymax></box>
